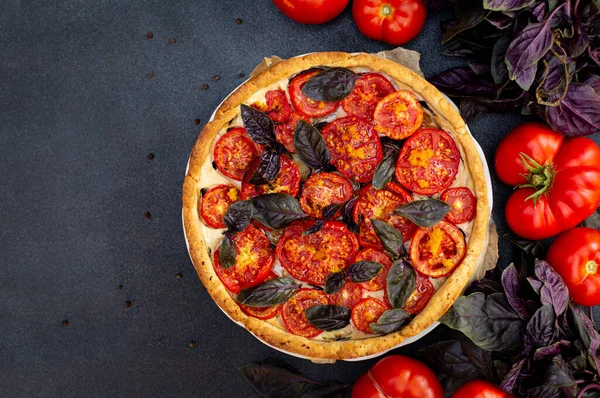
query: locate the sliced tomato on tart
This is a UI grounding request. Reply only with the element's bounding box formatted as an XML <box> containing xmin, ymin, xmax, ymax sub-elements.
<box><xmin>251</xmin><ymin>88</ymin><xmax>292</xmax><ymax>123</ymax></box>
<box><xmin>289</xmin><ymin>70</ymin><xmax>339</xmax><ymax>118</ymax></box>
<box><xmin>374</xmin><ymin>90</ymin><xmax>423</xmax><ymax>140</ymax></box>
<box><xmin>281</xmin><ymin>288</ymin><xmax>329</xmax><ymax>338</ymax></box>
<box><xmin>402</xmin><ymin>274</ymin><xmax>434</xmax><ymax>315</ymax></box>
<box><xmin>342</xmin><ymin>73</ymin><xmax>395</xmax><ymax>121</ymax></box>
<box><xmin>238</xmin><ymin>272</ymin><xmax>281</xmax><ymax>320</ymax></box>
<box><xmin>213</xmin><ymin>127</ymin><xmax>262</xmax><ymax>181</ymax></box>
<box><xmin>275</xmin><ymin>111</ymin><xmax>310</xmax><ymax>153</ymax></box>
<box><xmin>241</xmin><ymin>155</ymin><xmax>301</xmax><ymax>199</ymax></box>
<box><xmin>353</xmin><ymin>248</ymin><xmax>393</xmax><ymax>292</ymax></box>
<box><xmin>409</xmin><ymin>221</ymin><xmax>466</xmax><ymax>278</ymax></box>
<box><xmin>351</xmin><ymin>298</ymin><xmax>391</xmax><ymax>334</ymax></box>
<box><xmin>329</xmin><ymin>281</ymin><xmax>364</xmax><ymax>309</ymax></box>
<box><xmin>299</xmin><ymin>172</ymin><xmax>354</xmax><ymax>219</ymax></box>
<box><xmin>200</xmin><ymin>184</ymin><xmax>240</xmax><ymax>229</ymax></box>
<box><xmin>440</xmin><ymin>187</ymin><xmax>477</xmax><ymax>225</ymax></box>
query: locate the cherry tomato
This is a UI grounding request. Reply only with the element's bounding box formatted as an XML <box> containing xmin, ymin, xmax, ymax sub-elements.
<box><xmin>281</xmin><ymin>289</ymin><xmax>329</xmax><ymax>338</ymax></box>
<box><xmin>329</xmin><ymin>281</ymin><xmax>364</xmax><ymax>309</ymax></box>
<box><xmin>353</xmin><ymin>182</ymin><xmax>417</xmax><ymax>249</ymax></box>
<box><xmin>352</xmin><ymin>0</ymin><xmax>427</xmax><ymax>46</ymax></box>
<box><xmin>238</xmin><ymin>272</ymin><xmax>281</xmax><ymax>320</ymax></box>
<box><xmin>321</xmin><ymin>116</ymin><xmax>383</xmax><ymax>183</ymax></box>
<box><xmin>547</xmin><ymin>227</ymin><xmax>600</xmax><ymax>306</ymax></box>
<box><xmin>275</xmin><ymin>111</ymin><xmax>310</xmax><ymax>153</ymax></box>
<box><xmin>402</xmin><ymin>274</ymin><xmax>434</xmax><ymax>314</ymax></box>
<box><xmin>440</xmin><ymin>187</ymin><xmax>477</xmax><ymax>225</ymax></box>
<box><xmin>395</xmin><ymin>128</ymin><xmax>461</xmax><ymax>195</ymax></box>
<box><xmin>352</xmin><ymin>355</ymin><xmax>444</xmax><ymax>398</ymax></box>
<box><xmin>241</xmin><ymin>155</ymin><xmax>301</xmax><ymax>200</ymax></box>
<box><xmin>410</xmin><ymin>221</ymin><xmax>466</xmax><ymax>278</ymax></box>
<box><xmin>274</xmin><ymin>0</ymin><xmax>349</xmax><ymax>25</ymax></box>
<box><xmin>453</xmin><ymin>380</ymin><xmax>513</xmax><ymax>398</ymax></box>
<box><xmin>353</xmin><ymin>248</ymin><xmax>392</xmax><ymax>291</ymax></box>
<box><xmin>277</xmin><ymin>221</ymin><xmax>360</xmax><ymax>285</ymax></box>
<box><xmin>299</xmin><ymin>172</ymin><xmax>354</xmax><ymax>218</ymax></box>
<box><xmin>200</xmin><ymin>184</ymin><xmax>240</xmax><ymax>229</ymax></box>
<box><xmin>351</xmin><ymin>297</ymin><xmax>390</xmax><ymax>334</ymax></box>
<box><xmin>213</xmin><ymin>226</ymin><xmax>275</xmax><ymax>294</ymax></box>
<box><xmin>494</xmin><ymin>122</ymin><xmax>600</xmax><ymax>240</ymax></box>
<box><xmin>251</xmin><ymin>88</ymin><xmax>292</xmax><ymax>123</ymax></box>
<box><xmin>289</xmin><ymin>70</ymin><xmax>340</xmax><ymax>118</ymax></box>
<box><xmin>374</xmin><ymin>90</ymin><xmax>424</xmax><ymax>140</ymax></box>
<box><xmin>213</xmin><ymin>127</ymin><xmax>262</xmax><ymax>181</ymax></box>
<box><xmin>342</xmin><ymin>73</ymin><xmax>396</xmax><ymax>121</ymax></box>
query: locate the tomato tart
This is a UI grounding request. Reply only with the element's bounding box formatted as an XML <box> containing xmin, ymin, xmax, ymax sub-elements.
<box><xmin>182</xmin><ymin>52</ymin><xmax>489</xmax><ymax>360</ymax></box>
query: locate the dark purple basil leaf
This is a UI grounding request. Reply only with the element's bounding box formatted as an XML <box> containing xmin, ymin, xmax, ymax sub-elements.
<box><xmin>294</xmin><ymin>120</ymin><xmax>331</xmax><ymax>170</ymax></box>
<box><xmin>528</xmin><ymin>277</ymin><xmax>543</xmax><ymax>294</ymax></box>
<box><xmin>467</xmin><ymin>278</ymin><xmax>503</xmax><ymax>295</ymax></box>
<box><xmin>370</xmin><ymin>309</ymin><xmax>410</xmax><ymax>334</ymax></box>
<box><xmin>371</xmin><ymin>219</ymin><xmax>404</xmax><ymax>259</ymax></box>
<box><xmin>582</xmin><ymin>386</ymin><xmax>600</xmax><ymax>398</ymax></box>
<box><xmin>251</xmin><ymin>194</ymin><xmax>307</xmax><ymax>230</ymax></box>
<box><xmin>373</xmin><ymin>153</ymin><xmax>397</xmax><ymax>190</ymax></box>
<box><xmin>483</xmin><ymin>0</ymin><xmax>535</xmax><ymax>11</ymax></box>
<box><xmin>590</xmin><ymin>48</ymin><xmax>600</xmax><ymax>68</ymax></box>
<box><xmin>240</xmin><ymin>104</ymin><xmax>276</xmax><ymax>147</ymax></box>
<box><xmin>380</xmin><ymin>137</ymin><xmax>401</xmax><ymax>158</ymax></box>
<box><xmin>442</xmin><ymin>7</ymin><xmax>491</xmax><ymax>44</ymax></box>
<box><xmin>586</xmin><ymin>75</ymin><xmax>600</xmax><ymax>94</ymax></box>
<box><xmin>429</xmin><ymin>67</ymin><xmax>496</xmax><ymax>98</ymax></box>
<box><xmin>341</xmin><ymin>197</ymin><xmax>359</xmax><ymax>234</ymax></box>
<box><xmin>535</xmin><ymin>259</ymin><xmax>569</xmax><ymax>316</ymax></box>
<box><xmin>386</xmin><ymin>259</ymin><xmax>416</xmax><ymax>309</ymax></box>
<box><xmin>495</xmin><ymin>360</ymin><xmax>511</xmax><ymax>382</ymax></box>
<box><xmin>424</xmin><ymin>0</ymin><xmax>459</xmax><ymax>12</ymax></box>
<box><xmin>240</xmin><ymin>362</ymin><xmax>307</xmax><ymax>397</ymax></box>
<box><xmin>394</xmin><ymin>199</ymin><xmax>451</xmax><ymax>228</ymax></box>
<box><xmin>460</xmin><ymin>338</ymin><xmax>496</xmax><ymax>381</ymax></box>
<box><xmin>504</xmin><ymin>232</ymin><xmax>543</xmax><ymax>258</ymax></box>
<box><xmin>469</xmin><ymin>62</ymin><xmax>492</xmax><ymax>75</ymax></box>
<box><xmin>530</xmin><ymin>1</ymin><xmax>547</xmax><ymax>21</ymax></box>
<box><xmin>528</xmin><ymin>385</ymin><xmax>562</xmax><ymax>398</ymax></box>
<box><xmin>525</xmin><ymin>305</ymin><xmax>556</xmax><ymax>348</ymax></box>
<box><xmin>440</xmin><ymin>293</ymin><xmax>524</xmax><ymax>351</ymax></box>
<box><xmin>506</xmin><ymin>22</ymin><xmax>554</xmax><ymax>90</ymax></box>
<box><xmin>544</xmin><ymin>356</ymin><xmax>577</xmax><ymax>392</ymax></box>
<box><xmin>324</xmin><ymin>272</ymin><xmax>346</xmax><ymax>295</ymax></box>
<box><xmin>305</xmin><ymin>305</ymin><xmax>351</xmax><ymax>331</ymax></box>
<box><xmin>564</xmin><ymin>25</ymin><xmax>590</xmax><ymax>58</ymax></box>
<box><xmin>568</xmin><ymin>353</ymin><xmax>587</xmax><ymax>372</ymax></box>
<box><xmin>580</xmin><ymin>0</ymin><xmax>600</xmax><ymax>21</ymax></box>
<box><xmin>322</xmin><ymin>202</ymin><xmax>344</xmax><ymax>220</ymax></box>
<box><xmin>536</xmin><ymin>51</ymin><xmax>575</xmax><ymax>106</ymax></box>
<box><xmin>218</xmin><ymin>234</ymin><xmax>236</xmax><ymax>269</ymax></box>
<box><xmin>460</xmin><ymin>99</ymin><xmax>491</xmax><ymax>122</ymax></box>
<box><xmin>502</xmin><ymin>263</ymin><xmax>531</xmax><ymax>319</ymax></box>
<box><xmin>534</xmin><ymin>340</ymin><xmax>572</xmax><ymax>361</ymax></box>
<box><xmin>500</xmin><ymin>357</ymin><xmax>525</xmax><ymax>393</ymax></box>
<box><xmin>347</xmin><ymin>261</ymin><xmax>384</xmax><ymax>283</ymax></box>
<box><xmin>301</xmin><ymin>68</ymin><xmax>357</xmax><ymax>102</ymax></box>
<box><xmin>303</xmin><ymin>220</ymin><xmax>325</xmax><ymax>236</ymax></box>
<box><xmin>301</xmin><ymin>382</ymin><xmax>348</xmax><ymax>398</ymax></box>
<box><xmin>442</xmin><ymin>40</ymin><xmax>486</xmax><ymax>59</ymax></box>
<box><xmin>236</xmin><ymin>277</ymin><xmax>301</xmax><ymax>307</ymax></box>
<box><xmin>492</xmin><ymin>33</ymin><xmax>511</xmax><ymax>83</ymax></box>
<box><xmin>545</xmin><ymin>82</ymin><xmax>600</xmax><ymax>136</ymax></box>
<box><xmin>486</xmin><ymin>13</ymin><xmax>513</xmax><ymax>29</ymax></box>
<box><xmin>249</xmin><ymin>149</ymin><xmax>281</xmax><ymax>185</ymax></box>
<box><xmin>572</xmin><ymin>305</ymin><xmax>600</xmax><ymax>372</ymax></box>
<box><xmin>224</xmin><ymin>200</ymin><xmax>253</xmax><ymax>233</ymax></box>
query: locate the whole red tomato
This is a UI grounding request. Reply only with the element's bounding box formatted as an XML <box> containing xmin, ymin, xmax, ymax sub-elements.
<box><xmin>352</xmin><ymin>355</ymin><xmax>443</xmax><ymax>398</ymax></box>
<box><xmin>273</xmin><ymin>0</ymin><xmax>349</xmax><ymax>24</ymax></box>
<box><xmin>547</xmin><ymin>227</ymin><xmax>600</xmax><ymax>306</ymax></box>
<box><xmin>453</xmin><ymin>380</ymin><xmax>513</xmax><ymax>398</ymax></box>
<box><xmin>494</xmin><ymin>122</ymin><xmax>600</xmax><ymax>240</ymax></box>
<box><xmin>352</xmin><ymin>0</ymin><xmax>427</xmax><ymax>46</ymax></box>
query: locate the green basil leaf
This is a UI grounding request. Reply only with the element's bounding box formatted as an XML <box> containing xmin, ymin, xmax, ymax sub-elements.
<box><xmin>372</xmin><ymin>153</ymin><xmax>397</xmax><ymax>190</ymax></box>
<box><xmin>393</xmin><ymin>199</ymin><xmax>451</xmax><ymax>228</ymax></box>
<box><xmin>303</xmin><ymin>220</ymin><xmax>325</xmax><ymax>236</ymax></box>
<box><xmin>440</xmin><ymin>292</ymin><xmax>525</xmax><ymax>351</ymax></box>
<box><xmin>218</xmin><ymin>234</ymin><xmax>236</xmax><ymax>269</ymax></box>
<box><xmin>249</xmin><ymin>149</ymin><xmax>281</xmax><ymax>185</ymax></box>
<box><xmin>305</xmin><ymin>305</ymin><xmax>351</xmax><ymax>331</ymax></box>
<box><xmin>301</xmin><ymin>67</ymin><xmax>357</xmax><ymax>102</ymax></box>
<box><xmin>251</xmin><ymin>193</ymin><xmax>307</xmax><ymax>230</ymax></box>
<box><xmin>347</xmin><ymin>261</ymin><xmax>383</xmax><ymax>283</ymax></box>
<box><xmin>386</xmin><ymin>259</ymin><xmax>416</xmax><ymax>309</ymax></box>
<box><xmin>371</xmin><ymin>219</ymin><xmax>404</xmax><ymax>259</ymax></box>
<box><xmin>324</xmin><ymin>271</ymin><xmax>346</xmax><ymax>294</ymax></box>
<box><xmin>370</xmin><ymin>309</ymin><xmax>410</xmax><ymax>334</ymax></box>
<box><xmin>240</xmin><ymin>104</ymin><xmax>276</xmax><ymax>147</ymax></box>
<box><xmin>294</xmin><ymin>120</ymin><xmax>331</xmax><ymax>170</ymax></box>
<box><xmin>224</xmin><ymin>200</ymin><xmax>253</xmax><ymax>233</ymax></box>
<box><xmin>236</xmin><ymin>277</ymin><xmax>301</xmax><ymax>307</ymax></box>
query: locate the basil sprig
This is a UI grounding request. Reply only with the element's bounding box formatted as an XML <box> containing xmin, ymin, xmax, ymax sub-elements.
<box><xmin>394</xmin><ymin>199</ymin><xmax>451</xmax><ymax>227</ymax></box>
<box><xmin>248</xmin><ymin>148</ymin><xmax>281</xmax><ymax>185</ymax></box>
<box><xmin>371</xmin><ymin>219</ymin><xmax>404</xmax><ymax>259</ymax></box>
<box><xmin>387</xmin><ymin>259</ymin><xmax>416</xmax><ymax>309</ymax></box>
<box><xmin>305</xmin><ymin>305</ymin><xmax>351</xmax><ymax>331</ymax></box>
<box><xmin>236</xmin><ymin>277</ymin><xmax>301</xmax><ymax>307</ymax></box>
<box><xmin>251</xmin><ymin>193</ymin><xmax>307</xmax><ymax>230</ymax></box>
<box><xmin>301</xmin><ymin>67</ymin><xmax>358</xmax><ymax>102</ymax></box>
<box><xmin>370</xmin><ymin>309</ymin><xmax>411</xmax><ymax>334</ymax></box>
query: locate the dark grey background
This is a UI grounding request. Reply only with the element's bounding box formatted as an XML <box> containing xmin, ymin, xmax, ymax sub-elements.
<box><xmin>1</xmin><ymin>0</ymin><xmax>598</xmax><ymax>397</ymax></box>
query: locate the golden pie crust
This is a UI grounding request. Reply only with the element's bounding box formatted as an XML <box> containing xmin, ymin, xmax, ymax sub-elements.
<box><xmin>182</xmin><ymin>52</ymin><xmax>489</xmax><ymax>360</ymax></box>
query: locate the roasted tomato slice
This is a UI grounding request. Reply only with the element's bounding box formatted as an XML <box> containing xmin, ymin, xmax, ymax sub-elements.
<box><xmin>275</xmin><ymin>111</ymin><xmax>310</xmax><ymax>153</ymax></box>
<box><xmin>353</xmin><ymin>182</ymin><xmax>417</xmax><ymax>249</ymax></box>
<box><xmin>329</xmin><ymin>281</ymin><xmax>364</xmax><ymax>309</ymax></box>
<box><xmin>299</xmin><ymin>172</ymin><xmax>354</xmax><ymax>218</ymax></box>
<box><xmin>402</xmin><ymin>274</ymin><xmax>434</xmax><ymax>314</ymax></box>
<box><xmin>353</xmin><ymin>248</ymin><xmax>393</xmax><ymax>291</ymax></box>
<box><xmin>251</xmin><ymin>88</ymin><xmax>292</xmax><ymax>123</ymax></box>
<box><xmin>321</xmin><ymin>117</ymin><xmax>383</xmax><ymax>183</ymax></box>
<box><xmin>395</xmin><ymin>129</ymin><xmax>461</xmax><ymax>195</ymax></box>
<box><xmin>241</xmin><ymin>155</ymin><xmax>301</xmax><ymax>199</ymax></box>
<box><xmin>213</xmin><ymin>127</ymin><xmax>262</xmax><ymax>181</ymax></box>
<box><xmin>277</xmin><ymin>220</ymin><xmax>360</xmax><ymax>285</ymax></box>
<box><xmin>281</xmin><ymin>288</ymin><xmax>329</xmax><ymax>338</ymax></box>
<box><xmin>374</xmin><ymin>90</ymin><xmax>423</xmax><ymax>140</ymax></box>
<box><xmin>410</xmin><ymin>221</ymin><xmax>466</xmax><ymax>278</ymax></box>
<box><xmin>238</xmin><ymin>272</ymin><xmax>281</xmax><ymax>320</ymax></box>
<box><xmin>440</xmin><ymin>187</ymin><xmax>477</xmax><ymax>225</ymax></box>
<box><xmin>289</xmin><ymin>70</ymin><xmax>340</xmax><ymax>118</ymax></box>
<box><xmin>351</xmin><ymin>298</ymin><xmax>391</xmax><ymax>334</ymax></box>
<box><xmin>199</xmin><ymin>184</ymin><xmax>240</xmax><ymax>229</ymax></box>
<box><xmin>342</xmin><ymin>73</ymin><xmax>396</xmax><ymax>121</ymax></box>
<box><xmin>213</xmin><ymin>225</ymin><xmax>275</xmax><ymax>294</ymax></box>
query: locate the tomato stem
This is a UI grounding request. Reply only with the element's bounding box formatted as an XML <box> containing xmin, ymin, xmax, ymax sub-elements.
<box><xmin>380</xmin><ymin>4</ymin><xmax>393</xmax><ymax>17</ymax></box>
<box><xmin>517</xmin><ymin>152</ymin><xmax>555</xmax><ymax>205</ymax></box>
<box><xmin>585</xmin><ymin>260</ymin><xmax>597</xmax><ymax>275</ymax></box>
